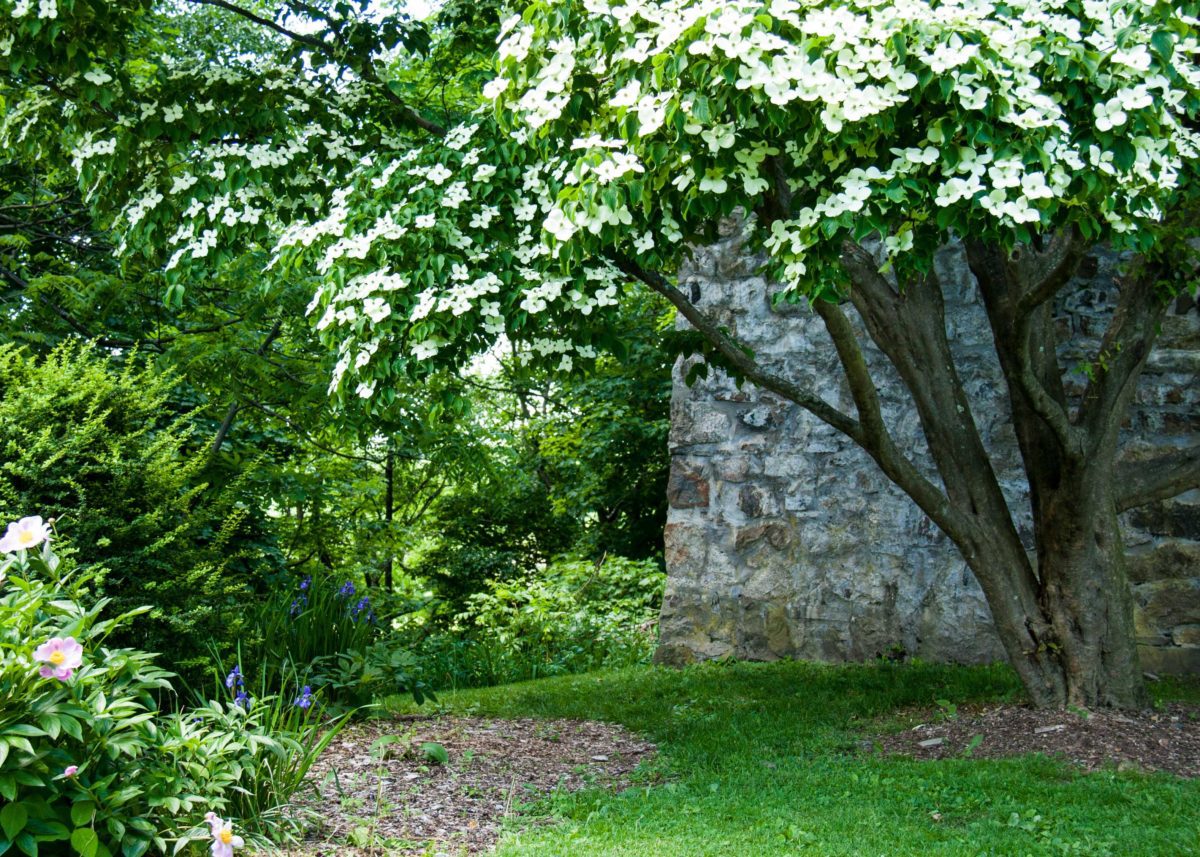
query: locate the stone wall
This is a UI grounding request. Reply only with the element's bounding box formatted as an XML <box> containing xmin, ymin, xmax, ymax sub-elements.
<box><xmin>656</xmin><ymin>221</ymin><xmax>1200</xmax><ymax>674</ymax></box>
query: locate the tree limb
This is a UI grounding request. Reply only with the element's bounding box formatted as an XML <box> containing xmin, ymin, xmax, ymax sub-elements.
<box><xmin>186</xmin><ymin>0</ymin><xmax>446</xmax><ymax>137</ymax></box>
<box><xmin>606</xmin><ymin>252</ymin><xmax>863</xmax><ymax>441</ymax></box>
<box><xmin>1116</xmin><ymin>443</ymin><xmax>1200</xmax><ymax>512</ymax></box>
<box><xmin>1077</xmin><ymin>259</ymin><xmax>1169</xmax><ymax>454</ymax></box>
<box><xmin>1012</xmin><ymin>227</ymin><xmax>1086</xmax><ymax>318</ymax></box>
<box><xmin>812</xmin><ymin>297</ymin><xmax>973</xmax><ymax>542</ymax></box>
<box><xmin>966</xmin><ymin>241</ymin><xmax>1085</xmax><ymax>458</ymax></box>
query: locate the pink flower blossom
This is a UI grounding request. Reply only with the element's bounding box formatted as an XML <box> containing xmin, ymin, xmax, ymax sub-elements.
<box><xmin>33</xmin><ymin>637</ymin><xmax>83</xmax><ymax>680</ymax></box>
<box><xmin>63</xmin><ymin>765</ymin><xmax>78</xmax><ymax>777</ymax></box>
<box><xmin>204</xmin><ymin>813</ymin><xmax>244</xmax><ymax>857</ymax></box>
<box><xmin>0</xmin><ymin>516</ymin><xmax>52</xmax><ymax>554</ymax></box>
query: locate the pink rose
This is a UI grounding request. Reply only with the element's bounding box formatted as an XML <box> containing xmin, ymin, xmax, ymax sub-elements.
<box><xmin>33</xmin><ymin>637</ymin><xmax>84</xmax><ymax>680</ymax></box>
<box><xmin>63</xmin><ymin>765</ymin><xmax>78</xmax><ymax>777</ymax></box>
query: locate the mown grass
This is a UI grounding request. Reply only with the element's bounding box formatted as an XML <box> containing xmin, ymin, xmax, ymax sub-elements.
<box><xmin>389</xmin><ymin>660</ymin><xmax>1200</xmax><ymax>856</ymax></box>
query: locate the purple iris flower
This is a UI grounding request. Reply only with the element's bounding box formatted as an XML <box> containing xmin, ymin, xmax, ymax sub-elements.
<box><xmin>225</xmin><ymin>665</ymin><xmax>243</xmax><ymax>689</ymax></box>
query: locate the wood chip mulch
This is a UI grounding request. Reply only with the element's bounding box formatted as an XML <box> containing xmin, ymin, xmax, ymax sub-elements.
<box><xmin>284</xmin><ymin>716</ymin><xmax>656</xmax><ymax>856</ymax></box>
<box><xmin>874</xmin><ymin>702</ymin><xmax>1200</xmax><ymax>777</ymax></box>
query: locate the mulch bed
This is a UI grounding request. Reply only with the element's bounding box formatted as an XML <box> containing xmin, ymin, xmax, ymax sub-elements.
<box><xmin>874</xmin><ymin>702</ymin><xmax>1200</xmax><ymax>777</ymax></box>
<box><xmin>285</xmin><ymin>716</ymin><xmax>656</xmax><ymax>856</ymax></box>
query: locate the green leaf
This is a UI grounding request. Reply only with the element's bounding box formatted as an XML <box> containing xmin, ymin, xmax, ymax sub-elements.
<box><xmin>0</xmin><ymin>726</ymin><xmax>45</xmax><ymax>739</ymax></box>
<box><xmin>13</xmin><ymin>832</ymin><xmax>34</xmax><ymax>857</ymax></box>
<box><xmin>120</xmin><ymin>839</ymin><xmax>149</xmax><ymax>857</ymax></box>
<box><xmin>0</xmin><ymin>805</ymin><xmax>26</xmax><ymax>842</ymax></box>
<box><xmin>69</xmin><ymin>803</ymin><xmax>94</xmax><ymax>828</ymax></box>
<box><xmin>70</xmin><ymin>828</ymin><xmax>98</xmax><ymax>857</ymax></box>
<box><xmin>421</xmin><ymin>741</ymin><xmax>449</xmax><ymax>765</ymax></box>
<box><xmin>1149</xmin><ymin>30</ymin><xmax>1174</xmax><ymax>60</ymax></box>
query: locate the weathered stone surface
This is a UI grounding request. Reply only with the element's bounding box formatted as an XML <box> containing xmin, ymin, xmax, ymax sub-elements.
<box><xmin>666</xmin><ymin>460</ymin><xmax>709</xmax><ymax>509</ymax></box>
<box><xmin>1133</xmin><ymin>579</ymin><xmax>1200</xmax><ymax>630</ymax></box>
<box><xmin>1127</xmin><ymin>540</ymin><xmax>1200</xmax><ymax>583</ymax></box>
<box><xmin>658</xmin><ymin>231</ymin><xmax>1200</xmax><ymax>673</ymax></box>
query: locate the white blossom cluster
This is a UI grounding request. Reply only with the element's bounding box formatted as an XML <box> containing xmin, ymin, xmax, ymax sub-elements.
<box><xmin>276</xmin><ymin>117</ymin><xmax>636</xmax><ymax>395</ymax></box>
<box><xmin>494</xmin><ymin>0</ymin><xmax>1200</xmax><ymax>286</ymax></box>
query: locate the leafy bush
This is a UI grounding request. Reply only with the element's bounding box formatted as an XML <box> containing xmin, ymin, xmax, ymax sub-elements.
<box><xmin>415</xmin><ymin>468</ymin><xmax>579</xmax><ymax>617</ymax></box>
<box><xmin>0</xmin><ymin>343</ymin><xmax>284</xmax><ymax>683</ymax></box>
<box><xmin>0</xmin><ymin>520</ymin><xmax>340</xmax><ymax>856</ymax></box>
<box><xmin>412</xmin><ymin>555</ymin><xmax>665</xmax><ymax>689</ymax></box>
<box><xmin>231</xmin><ymin>570</ymin><xmax>377</xmax><ymax>690</ymax></box>
<box><xmin>217</xmin><ymin>570</ymin><xmax>434</xmax><ymax>712</ymax></box>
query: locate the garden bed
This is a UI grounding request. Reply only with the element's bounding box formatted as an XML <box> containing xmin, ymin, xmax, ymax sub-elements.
<box><xmin>875</xmin><ymin>702</ymin><xmax>1200</xmax><ymax>778</ymax></box>
<box><xmin>288</xmin><ymin>716</ymin><xmax>656</xmax><ymax>855</ymax></box>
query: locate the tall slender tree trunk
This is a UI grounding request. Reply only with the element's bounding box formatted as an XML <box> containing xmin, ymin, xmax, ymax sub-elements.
<box><xmin>383</xmin><ymin>440</ymin><xmax>395</xmax><ymax>591</ymax></box>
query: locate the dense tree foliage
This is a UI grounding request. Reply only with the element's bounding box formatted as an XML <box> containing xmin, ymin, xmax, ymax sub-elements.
<box><xmin>0</xmin><ymin>343</ymin><xmax>285</xmax><ymax>675</ymax></box>
<box><xmin>3</xmin><ymin>0</ymin><xmax>1198</xmax><ymax>708</ymax></box>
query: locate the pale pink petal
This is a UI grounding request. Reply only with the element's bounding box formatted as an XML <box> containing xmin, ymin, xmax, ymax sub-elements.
<box><xmin>204</xmin><ymin>812</ymin><xmax>223</xmax><ymax>838</ymax></box>
<box><xmin>3</xmin><ymin>516</ymin><xmax>51</xmax><ymax>551</ymax></box>
<box><xmin>33</xmin><ymin>640</ymin><xmax>57</xmax><ymax>662</ymax></box>
<box><xmin>230</xmin><ymin>836</ymin><xmax>244</xmax><ymax>850</ymax></box>
<box><xmin>53</xmin><ymin>666</ymin><xmax>74</xmax><ymax>680</ymax></box>
<box><xmin>61</xmin><ymin>638</ymin><xmax>84</xmax><ymax>668</ymax></box>
<box><xmin>39</xmin><ymin>665</ymin><xmax>55</xmax><ymax>679</ymax></box>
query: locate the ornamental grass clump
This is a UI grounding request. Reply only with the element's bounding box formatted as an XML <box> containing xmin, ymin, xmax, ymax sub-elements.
<box><xmin>0</xmin><ymin>516</ymin><xmax>346</xmax><ymax>855</ymax></box>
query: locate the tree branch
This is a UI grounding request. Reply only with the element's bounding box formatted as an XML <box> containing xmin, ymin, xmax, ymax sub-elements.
<box><xmin>812</xmin><ymin>297</ymin><xmax>972</xmax><ymax>542</ymax></box>
<box><xmin>186</xmin><ymin>0</ymin><xmax>446</xmax><ymax>137</ymax></box>
<box><xmin>606</xmin><ymin>252</ymin><xmax>863</xmax><ymax>441</ymax></box>
<box><xmin>1077</xmin><ymin>259</ymin><xmax>1169</xmax><ymax>454</ymax></box>
<box><xmin>966</xmin><ymin>241</ymin><xmax>1085</xmax><ymax>458</ymax></box>
<box><xmin>1012</xmin><ymin>227</ymin><xmax>1087</xmax><ymax>318</ymax></box>
<box><xmin>1116</xmin><ymin>443</ymin><xmax>1200</xmax><ymax>512</ymax></box>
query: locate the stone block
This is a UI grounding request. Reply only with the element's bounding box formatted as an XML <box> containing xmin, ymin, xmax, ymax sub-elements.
<box><xmin>667</xmin><ymin>462</ymin><xmax>710</xmax><ymax>510</ymax></box>
<box><xmin>1129</xmin><ymin>498</ymin><xmax>1200</xmax><ymax>540</ymax></box>
<box><xmin>1138</xmin><ymin>645</ymin><xmax>1200</xmax><ymax>675</ymax></box>
<box><xmin>1126</xmin><ymin>540</ymin><xmax>1200</xmax><ymax>583</ymax></box>
<box><xmin>1172</xmin><ymin>625</ymin><xmax>1200</xmax><ymax>646</ymax></box>
<box><xmin>1133</xmin><ymin>578</ymin><xmax>1200</xmax><ymax>630</ymax></box>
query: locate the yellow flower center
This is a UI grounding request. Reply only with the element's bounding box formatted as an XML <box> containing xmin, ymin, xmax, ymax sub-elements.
<box><xmin>18</xmin><ymin>530</ymin><xmax>35</xmax><ymax>545</ymax></box>
<box><xmin>49</xmin><ymin>651</ymin><xmax>65</xmax><ymax>665</ymax></box>
<box><xmin>219</xmin><ymin>831</ymin><xmax>233</xmax><ymax>845</ymax></box>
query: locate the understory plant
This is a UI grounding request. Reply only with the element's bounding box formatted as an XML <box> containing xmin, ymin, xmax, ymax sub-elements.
<box><xmin>214</xmin><ymin>569</ymin><xmax>435</xmax><ymax>713</ymax></box>
<box><xmin>0</xmin><ymin>517</ymin><xmax>343</xmax><ymax>856</ymax></box>
<box><xmin>413</xmin><ymin>555</ymin><xmax>665</xmax><ymax>689</ymax></box>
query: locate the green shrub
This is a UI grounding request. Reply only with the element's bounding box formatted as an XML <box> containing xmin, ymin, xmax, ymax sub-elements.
<box><xmin>231</xmin><ymin>570</ymin><xmax>377</xmax><ymax>691</ymax></box>
<box><xmin>415</xmin><ymin>468</ymin><xmax>580</xmax><ymax>617</ymax></box>
<box><xmin>215</xmin><ymin>570</ymin><xmax>434</xmax><ymax>712</ymax></box>
<box><xmin>0</xmin><ymin>342</ymin><xmax>284</xmax><ymax>683</ymax></box>
<box><xmin>0</xmin><ymin>520</ymin><xmax>341</xmax><ymax>856</ymax></box>
<box><xmin>412</xmin><ymin>555</ymin><xmax>665</xmax><ymax>689</ymax></box>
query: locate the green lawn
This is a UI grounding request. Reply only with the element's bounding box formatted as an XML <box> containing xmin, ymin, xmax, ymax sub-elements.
<box><xmin>389</xmin><ymin>660</ymin><xmax>1200</xmax><ymax>856</ymax></box>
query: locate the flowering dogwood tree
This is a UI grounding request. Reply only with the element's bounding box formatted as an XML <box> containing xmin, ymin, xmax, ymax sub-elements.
<box><xmin>4</xmin><ymin>0</ymin><xmax>1199</xmax><ymax>708</ymax></box>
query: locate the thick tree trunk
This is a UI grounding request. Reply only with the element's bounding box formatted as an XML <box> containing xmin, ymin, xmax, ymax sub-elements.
<box><xmin>627</xmin><ymin>233</ymin><xmax>1186</xmax><ymax>710</ymax></box>
<box><xmin>1033</xmin><ymin>468</ymin><xmax>1147</xmax><ymax>708</ymax></box>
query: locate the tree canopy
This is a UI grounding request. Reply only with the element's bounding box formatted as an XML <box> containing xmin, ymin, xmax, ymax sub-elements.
<box><xmin>4</xmin><ymin>0</ymin><xmax>1199</xmax><ymax>708</ymax></box>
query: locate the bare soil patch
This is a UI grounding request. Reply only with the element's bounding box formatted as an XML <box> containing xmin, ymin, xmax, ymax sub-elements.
<box><xmin>286</xmin><ymin>716</ymin><xmax>656</xmax><ymax>856</ymax></box>
<box><xmin>875</xmin><ymin>702</ymin><xmax>1200</xmax><ymax>777</ymax></box>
